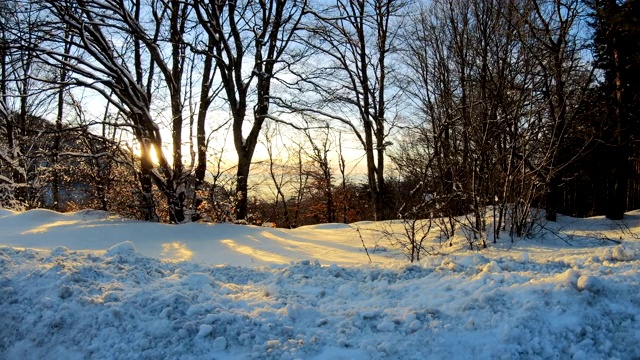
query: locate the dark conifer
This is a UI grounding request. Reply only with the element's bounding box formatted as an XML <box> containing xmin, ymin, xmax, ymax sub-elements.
<box><xmin>588</xmin><ymin>0</ymin><xmax>640</xmax><ymax>219</ymax></box>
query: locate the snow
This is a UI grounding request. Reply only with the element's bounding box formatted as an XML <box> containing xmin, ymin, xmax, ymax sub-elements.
<box><xmin>1</xmin><ymin>209</ymin><xmax>640</xmax><ymax>359</ymax></box>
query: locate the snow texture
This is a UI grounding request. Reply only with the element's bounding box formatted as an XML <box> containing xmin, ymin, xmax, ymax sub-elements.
<box><xmin>1</xmin><ymin>209</ymin><xmax>640</xmax><ymax>359</ymax></box>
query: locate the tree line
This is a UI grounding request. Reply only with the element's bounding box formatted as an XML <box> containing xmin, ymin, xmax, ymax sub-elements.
<box><xmin>0</xmin><ymin>0</ymin><xmax>638</xmax><ymax>235</ymax></box>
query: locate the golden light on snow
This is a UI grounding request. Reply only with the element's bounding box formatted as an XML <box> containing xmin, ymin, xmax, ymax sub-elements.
<box><xmin>22</xmin><ymin>220</ymin><xmax>81</xmax><ymax>234</ymax></box>
<box><xmin>220</xmin><ymin>239</ymin><xmax>290</xmax><ymax>264</ymax></box>
<box><xmin>160</xmin><ymin>241</ymin><xmax>194</xmax><ymax>262</ymax></box>
<box><xmin>258</xmin><ymin>230</ymin><xmax>356</xmax><ymax>263</ymax></box>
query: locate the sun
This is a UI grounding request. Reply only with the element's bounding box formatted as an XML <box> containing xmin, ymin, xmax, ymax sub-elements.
<box><xmin>132</xmin><ymin>141</ymin><xmax>161</xmax><ymax>165</ymax></box>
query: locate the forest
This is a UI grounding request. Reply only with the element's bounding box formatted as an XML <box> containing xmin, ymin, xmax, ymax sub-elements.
<box><xmin>0</xmin><ymin>0</ymin><xmax>639</xmax><ymax>239</ymax></box>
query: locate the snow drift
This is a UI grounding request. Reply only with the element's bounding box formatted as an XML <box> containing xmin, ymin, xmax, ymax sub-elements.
<box><xmin>1</xmin><ymin>209</ymin><xmax>639</xmax><ymax>359</ymax></box>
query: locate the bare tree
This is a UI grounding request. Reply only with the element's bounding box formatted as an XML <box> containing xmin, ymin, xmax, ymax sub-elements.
<box><xmin>0</xmin><ymin>0</ymin><xmax>58</xmax><ymax>209</ymax></box>
<box><xmin>51</xmin><ymin>22</ymin><xmax>75</xmax><ymax>211</ymax></box>
<box><xmin>291</xmin><ymin>141</ymin><xmax>310</xmax><ymax>227</ymax></box>
<box><xmin>302</xmin><ymin>126</ymin><xmax>335</xmax><ymax>223</ymax></box>
<box><xmin>193</xmin><ymin>0</ymin><xmax>307</xmax><ymax>221</ymax></box>
<box><xmin>510</xmin><ymin>0</ymin><xmax>594</xmax><ymax>222</ymax></box>
<box><xmin>262</xmin><ymin>123</ymin><xmax>294</xmax><ymax>227</ymax></box>
<box><xmin>396</xmin><ymin>0</ymin><xmax>592</xmax><ymax>248</ymax></box>
<box><xmin>281</xmin><ymin>0</ymin><xmax>407</xmax><ymax>221</ymax></box>
<box><xmin>336</xmin><ymin>131</ymin><xmax>352</xmax><ymax>223</ymax></box>
<box><xmin>33</xmin><ymin>0</ymin><xmax>224</xmax><ymax>222</ymax></box>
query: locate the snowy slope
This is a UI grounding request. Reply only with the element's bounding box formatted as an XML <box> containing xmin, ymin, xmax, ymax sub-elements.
<box><xmin>1</xmin><ymin>209</ymin><xmax>640</xmax><ymax>359</ymax></box>
<box><xmin>0</xmin><ymin>209</ymin><xmax>401</xmax><ymax>267</ymax></box>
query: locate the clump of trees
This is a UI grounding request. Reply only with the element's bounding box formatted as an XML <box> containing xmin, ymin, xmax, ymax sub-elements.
<box><xmin>1</xmin><ymin>0</ymin><xmax>638</xmax><ymax>250</ymax></box>
<box><xmin>393</xmin><ymin>0</ymin><xmax>597</xmax><ymax>248</ymax></box>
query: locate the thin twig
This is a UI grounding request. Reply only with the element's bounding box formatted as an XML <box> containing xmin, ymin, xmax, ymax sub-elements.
<box><xmin>354</xmin><ymin>226</ymin><xmax>372</xmax><ymax>263</ymax></box>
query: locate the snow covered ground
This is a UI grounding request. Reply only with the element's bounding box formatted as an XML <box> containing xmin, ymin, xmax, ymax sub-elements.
<box><xmin>1</xmin><ymin>209</ymin><xmax>639</xmax><ymax>359</ymax></box>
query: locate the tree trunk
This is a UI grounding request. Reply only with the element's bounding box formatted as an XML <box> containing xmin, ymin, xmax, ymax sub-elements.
<box><xmin>606</xmin><ymin>145</ymin><xmax>628</xmax><ymax>220</ymax></box>
<box><xmin>545</xmin><ymin>172</ymin><xmax>561</xmax><ymax>221</ymax></box>
<box><xmin>606</xmin><ymin>14</ymin><xmax>630</xmax><ymax>219</ymax></box>
<box><xmin>52</xmin><ymin>29</ymin><xmax>72</xmax><ymax>212</ymax></box>
<box><xmin>364</xmin><ymin>125</ymin><xmax>380</xmax><ymax>220</ymax></box>
<box><xmin>194</xmin><ymin>40</ymin><xmax>215</xmax><ymax>189</ymax></box>
<box><xmin>167</xmin><ymin>185</ymin><xmax>186</xmax><ymax>223</ymax></box>
<box><xmin>52</xmin><ymin>86</ymin><xmax>63</xmax><ymax>211</ymax></box>
<box><xmin>140</xmin><ymin>150</ymin><xmax>158</xmax><ymax>222</ymax></box>
<box><xmin>235</xmin><ymin>152</ymin><xmax>251</xmax><ymax>221</ymax></box>
<box><xmin>135</xmin><ymin>115</ymin><xmax>159</xmax><ymax>222</ymax></box>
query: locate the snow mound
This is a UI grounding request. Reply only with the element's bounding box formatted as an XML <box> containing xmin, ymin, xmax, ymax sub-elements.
<box><xmin>577</xmin><ymin>275</ymin><xmax>604</xmax><ymax>293</ymax></box>
<box><xmin>13</xmin><ymin>208</ymin><xmax>68</xmax><ymax>221</ymax></box>
<box><xmin>0</xmin><ymin>209</ymin><xmax>16</xmax><ymax>218</ymax></box>
<box><xmin>298</xmin><ymin>223</ymin><xmax>352</xmax><ymax>230</ymax></box>
<box><xmin>51</xmin><ymin>246</ymin><xmax>70</xmax><ymax>257</ymax></box>
<box><xmin>611</xmin><ymin>245</ymin><xmax>638</xmax><ymax>261</ymax></box>
<box><xmin>2</xmin><ymin>208</ymin><xmax>640</xmax><ymax>359</ymax></box>
<box><xmin>106</xmin><ymin>241</ymin><xmax>137</xmax><ymax>257</ymax></box>
<box><xmin>1</xmin><ymin>247</ymin><xmax>639</xmax><ymax>360</ymax></box>
<box><xmin>72</xmin><ymin>209</ymin><xmax>114</xmax><ymax>220</ymax></box>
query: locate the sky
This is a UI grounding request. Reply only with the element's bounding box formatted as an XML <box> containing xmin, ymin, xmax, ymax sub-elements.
<box><xmin>1</xmin><ymin>208</ymin><xmax>639</xmax><ymax>359</ymax></box>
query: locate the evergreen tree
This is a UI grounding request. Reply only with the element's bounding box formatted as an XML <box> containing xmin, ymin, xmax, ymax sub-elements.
<box><xmin>589</xmin><ymin>0</ymin><xmax>640</xmax><ymax>219</ymax></box>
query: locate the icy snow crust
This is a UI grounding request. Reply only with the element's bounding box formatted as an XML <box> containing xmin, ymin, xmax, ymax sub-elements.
<box><xmin>1</xmin><ymin>210</ymin><xmax>640</xmax><ymax>359</ymax></box>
